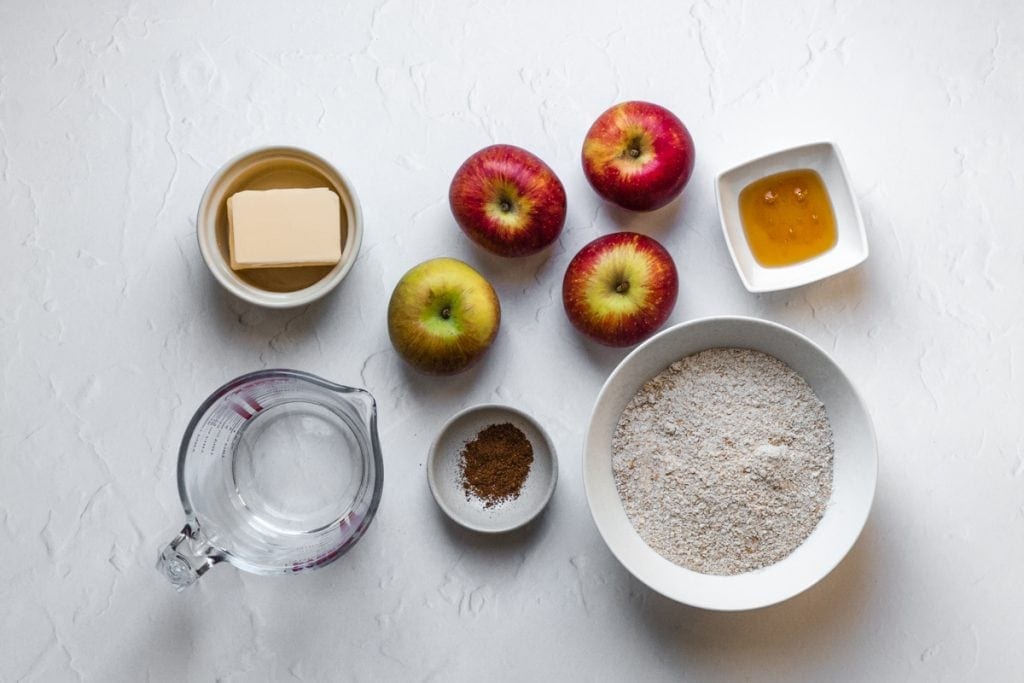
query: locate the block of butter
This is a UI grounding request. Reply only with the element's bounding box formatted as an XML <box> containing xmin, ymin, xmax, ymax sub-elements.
<box><xmin>227</xmin><ymin>187</ymin><xmax>342</xmax><ymax>270</ymax></box>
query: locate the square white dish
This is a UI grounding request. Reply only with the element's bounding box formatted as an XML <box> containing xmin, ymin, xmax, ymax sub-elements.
<box><xmin>715</xmin><ymin>142</ymin><xmax>868</xmax><ymax>293</ymax></box>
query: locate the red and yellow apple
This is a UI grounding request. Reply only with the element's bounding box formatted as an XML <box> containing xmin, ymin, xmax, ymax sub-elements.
<box><xmin>388</xmin><ymin>258</ymin><xmax>501</xmax><ymax>374</ymax></box>
<box><xmin>449</xmin><ymin>144</ymin><xmax>567</xmax><ymax>257</ymax></box>
<box><xmin>582</xmin><ymin>101</ymin><xmax>695</xmax><ymax>212</ymax></box>
<box><xmin>562</xmin><ymin>232</ymin><xmax>678</xmax><ymax>347</ymax></box>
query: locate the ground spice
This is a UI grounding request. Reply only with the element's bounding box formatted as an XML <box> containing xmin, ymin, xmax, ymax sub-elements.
<box><xmin>460</xmin><ymin>423</ymin><xmax>534</xmax><ymax>507</ymax></box>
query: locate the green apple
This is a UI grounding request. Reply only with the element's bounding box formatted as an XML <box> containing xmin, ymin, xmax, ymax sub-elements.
<box><xmin>387</xmin><ymin>258</ymin><xmax>501</xmax><ymax>374</ymax></box>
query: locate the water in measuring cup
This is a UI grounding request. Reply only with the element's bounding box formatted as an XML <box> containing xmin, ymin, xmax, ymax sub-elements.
<box><xmin>231</xmin><ymin>401</ymin><xmax>363</xmax><ymax>535</ymax></box>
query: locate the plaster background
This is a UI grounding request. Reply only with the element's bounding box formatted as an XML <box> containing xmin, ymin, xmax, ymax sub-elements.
<box><xmin>2</xmin><ymin>1</ymin><xmax>1022</xmax><ymax>680</ymax></box>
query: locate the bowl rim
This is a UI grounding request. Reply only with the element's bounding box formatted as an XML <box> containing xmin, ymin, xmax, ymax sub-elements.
<box><xmin>714</xmin><ymin>141</ymin><xmax>869</xmax><ymax>293</ymax></box>
<box><xmin>196</xmin><ymin>145</ymin><xmax>364</xmax><ymax>308</ymax></box>
<box><xmin>583</xmin><ymin>315</ymin><xmax>877</xmax><ymax>610</ymax></box>
<box><xmin>427</xmin><ymin>403</ymin><xmax>559</xmax><ymax>534</ymax></box>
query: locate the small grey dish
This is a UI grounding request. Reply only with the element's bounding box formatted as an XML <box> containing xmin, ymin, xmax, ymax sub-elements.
<box><xmin>427</xmin><ymin>404</ymin><xmax>557</xmax><ymax>534</ymax></box>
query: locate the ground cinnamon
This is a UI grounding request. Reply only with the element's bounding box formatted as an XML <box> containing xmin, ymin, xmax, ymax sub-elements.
<box><xmin>460</xmin><ymin>423</ymin><xmax>533</xmax><ymax>507</ymax></box>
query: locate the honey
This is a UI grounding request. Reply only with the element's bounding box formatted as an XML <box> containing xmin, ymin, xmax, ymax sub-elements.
<box><xmin>738</xmin><ymin>168</ymin><xmax>837</xmax><ymax>267</ymax></box>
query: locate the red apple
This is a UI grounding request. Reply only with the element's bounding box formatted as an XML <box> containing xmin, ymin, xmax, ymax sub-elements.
<box><xmin>562</xmin><ymin>232</ymin><xmax>678</xmax><ymax>347</ymax></box>
<box><xmin>581</xmin><ymin>101</ymin><xmax>695</xmax><ymax>212</ymax></box>
<box><xmin>449</xmin><ymin>144</ymin><xmax>567</xmax><ymax>257</ymax></box>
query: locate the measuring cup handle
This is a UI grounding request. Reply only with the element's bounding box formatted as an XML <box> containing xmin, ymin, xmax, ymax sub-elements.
<box><xmin>156</xmin><ymin>524</ymin><xmax>220</xmax><ymax>591</ymax></box>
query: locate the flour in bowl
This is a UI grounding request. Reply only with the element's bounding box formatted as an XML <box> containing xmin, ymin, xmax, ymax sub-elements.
<box><xmin>612</xmin><ymin>347</ymin><xmax>834</xmax><ymax>575</ymax></box>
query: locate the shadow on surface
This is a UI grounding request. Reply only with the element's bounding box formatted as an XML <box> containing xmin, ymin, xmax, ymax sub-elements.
<box><xmin>95</xmin><ymin>590</ymin><xmax>195</xmax><ymax>681</ymax></box>
<box><xmin>391</xmin><ymin>346</ymin><xmax>495</xmax><ymax>405</ymax></box>
<box><xmin>757</xmin><ymin>261</ymin><xmax>869</xmax><ymax>320</ymax></box>
<box><xmin>573</xmin><ymin>332</ymin><xmax>634</xmax><ymax>372</ymax></box>
<box><xmin>467</xmin><ymin>241</ymin><xmax>563</xmax><ymax>291</ymax></box>
<box><xmin>629</xmin><ymin>509</ymin><xmax>883</xmax><ymax>676</ymax></box>
<box><xmin>433</xmin><ymin>487</ymin><xmax>555</xmax><ymax>556</ymax></box>
<box><xmin>202</xmin><ymin>271</ymin><xmax>341</xmax><ymax>352</ymax></box>
<box><xmin>601</xmin><ymin>193</ymin><xmax>686</xmax><ymax>238</ymax></box>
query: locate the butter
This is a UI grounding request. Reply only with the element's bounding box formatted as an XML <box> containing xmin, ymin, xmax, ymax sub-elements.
<box><xmin>228</xmin><ymin>188</ymin><xmax>342</xmax><ymax>270</ymax></box>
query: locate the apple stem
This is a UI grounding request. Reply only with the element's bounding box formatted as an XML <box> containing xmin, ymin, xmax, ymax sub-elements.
<box><xmin>628</xmin><ymin>147</ymin><xmax>641</xmax><ymax>158</ymax></box>
<box><xmin>616</xmin><ymin>281</ymin><xmax>630</xmax><ymax>294</ymax></box>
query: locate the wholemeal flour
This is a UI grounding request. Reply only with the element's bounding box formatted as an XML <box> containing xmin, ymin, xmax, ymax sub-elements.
<box><xmin>612</xmin><ymin>348</ymin><xmax>834</xmax><ymax>575</ymax></box>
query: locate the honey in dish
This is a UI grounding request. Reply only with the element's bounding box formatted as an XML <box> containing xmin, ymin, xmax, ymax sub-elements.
<box><xmin>738</xmin><ymin>168</ymin><xmax>837</xmax><ymax>267</ymax></box>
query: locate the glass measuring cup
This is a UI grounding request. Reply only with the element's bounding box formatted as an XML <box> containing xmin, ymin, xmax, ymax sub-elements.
<box><xmin>156</xmin><ymin>369</ymin><xmax>383</xmax><ymax>590</ymax></box>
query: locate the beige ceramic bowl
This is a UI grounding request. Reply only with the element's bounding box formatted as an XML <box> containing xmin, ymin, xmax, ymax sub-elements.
<box><xmin>197</xmin><ymin>146</ymin><xmax>363</xmax><ymax>308</ymax></box>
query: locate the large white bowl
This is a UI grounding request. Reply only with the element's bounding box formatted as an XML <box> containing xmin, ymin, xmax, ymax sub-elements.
<box><xmin>583</xmin><ymin>316</ymin><xmax>877</xmax><ymax>610</ymax></box>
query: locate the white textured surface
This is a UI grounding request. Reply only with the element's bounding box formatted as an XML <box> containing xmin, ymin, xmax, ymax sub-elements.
<box><xmin>1</xmin><ymin>1</ymin><xmax>1022</xmax><ymax>680</ymax></box>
